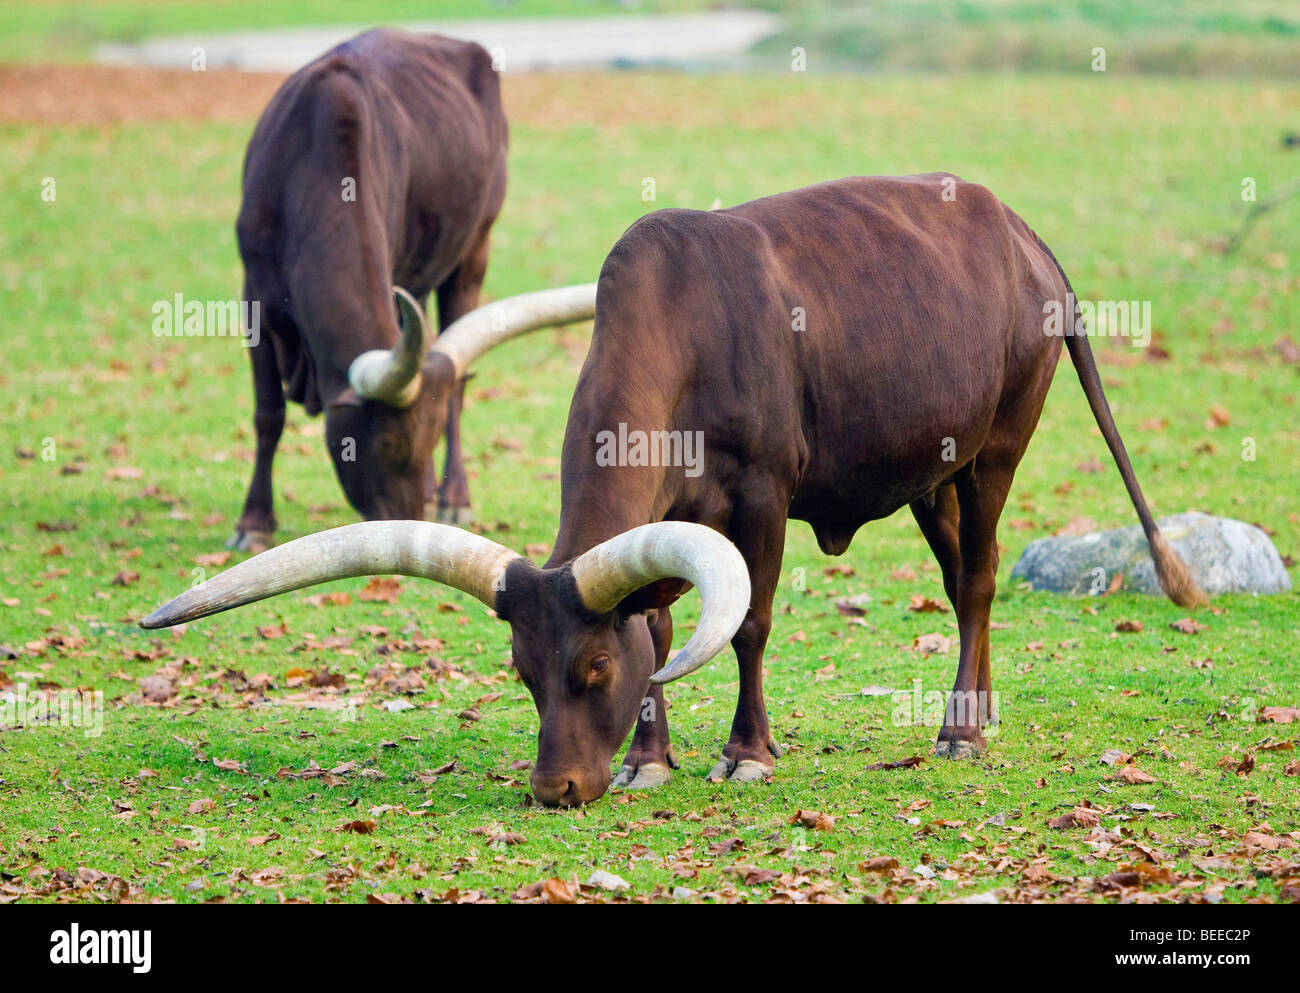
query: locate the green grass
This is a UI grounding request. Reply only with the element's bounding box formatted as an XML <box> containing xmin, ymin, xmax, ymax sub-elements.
<box><xmin>748</xmin><ymin>0</ymin><xmax>1300</xmax><ymax>77</ymax></box>
<box><xmin>1</xmin><ymin>71</ymin><xmax>1298</xmax><ymax>903</ymax></box>
<box><xmin>6</xmin><ymin>0</ymin><xmax>1300</xmax><ymax>77</ymax></box>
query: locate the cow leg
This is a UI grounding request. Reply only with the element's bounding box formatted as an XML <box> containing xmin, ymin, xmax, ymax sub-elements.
<box><xmin>228</xmin><ymin>329</ymin><xmax>284</xmax><ymax>553</ymax></box>
<box><xmin>433</xmin><ymin>233</ymin><xmax>491</xmax><ymax>525</ymax></box>
<box><xmin>935</xmin><ymin>456</ymin><xmax>1015</xmax><ymax>758</ymax></box>
<box><xmin>980</xmin><ymin>545</ymin><xmax>998</xmax><ymax>727</ymax></box>
<box><xmin>422</xmin><ymin>458</ymin><xmax>438</xmax><ymax>510</ymax></box>
<box><xmin>611</xmin><ymin>607</ymin><xmax>677</xmax><ymax>790</ymax></box>
<box><xmin>709</xmin><ymin>499</ymin><xmax>787</xmax><ymax>783</ymax></box>
<box><xmin>437</xmin><ymin>379</ymin><xmax>472</xmax><ymax>525</ymax></box>
<box><xmin>910</xmin><ymin>482</ymin><xmax>961</xmax><ymax>605</ymax></box>
<box><xmin>910</xmin><ymin>483</ymin><xmax>994</xmax><ymax>729</ymax></box>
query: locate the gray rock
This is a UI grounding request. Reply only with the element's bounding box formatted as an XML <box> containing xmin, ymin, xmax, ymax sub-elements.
<box><xmin>1010</xmin><ymin>512</ymin><xmax>1292</xmax><ymax>596</ymax></box>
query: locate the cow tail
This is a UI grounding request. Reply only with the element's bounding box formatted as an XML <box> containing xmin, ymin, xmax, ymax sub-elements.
<box><xmin>1032</xmin><ymin>232</ymin><xmax>1207</xmax><ymax>608</ymax></box>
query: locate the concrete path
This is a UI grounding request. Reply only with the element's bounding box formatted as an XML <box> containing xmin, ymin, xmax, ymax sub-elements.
<box><xmin>96</xmin><ymin>11</ymin><xmax>782</xmax><ymax>73</ymax></box>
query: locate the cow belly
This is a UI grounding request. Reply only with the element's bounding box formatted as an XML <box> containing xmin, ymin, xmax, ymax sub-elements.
<box><xmin>790</xmin><ymin>468</ymin><xmax>938</xmax><ymax>554</ymax></box>
<box><xmin>789</xmin><ymin>392</ymin><xmax>1000</xmax><ymax>553</ymax></box>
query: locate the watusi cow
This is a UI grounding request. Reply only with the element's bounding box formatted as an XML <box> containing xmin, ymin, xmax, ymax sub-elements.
<box><xmin>144</xmin><ymin>174</ymin><xmax>1206</xmax><ymax>807</ymax></box>
<box><xmin>231</xmin><ymin>28</ymin><xmax>587</xmax><ymax>548</ymax></box>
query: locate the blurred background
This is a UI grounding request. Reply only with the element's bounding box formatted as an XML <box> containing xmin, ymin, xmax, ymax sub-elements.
<box><xmin>3</xmin><ymin>0</ymin><xmax>1299</xmax><ymax>76</ymax></box>
<box><xmin>4</xmin><ymin>0</ymin><xmax>1294</xmax><ymax>555</ymax></box>
<box><xmin>0</xmin><ymin>0</ymin><xmax>1296</xmax><ymax>904</ymax></box>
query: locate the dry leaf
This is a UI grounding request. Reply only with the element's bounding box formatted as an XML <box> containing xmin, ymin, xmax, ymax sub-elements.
<box><xmin>540</xmin><ymin>877</ymin><xmax>577</xmax><ymax>904</ymax></box>
<box><xmin>912</xmin><ymin>633</ymin><xmax>951</xmax><ymax>654</ymax></box>
<box><xmin>137</xmin><ymin>675</ymin><xmax>176</xmax><ymax>703</ymax></box>
<box><xmin>1048</xmin><ymin>806</ymin><xmax>1100</xmax><ymax>830</ymax></box>
<box><xmin>908</xmin><ymin>595</ymin><xmax>948</xmax><ymax>614</ymax></box>
<box><xmin>859</xmin><ymin>856</ymin><xmax>898</xmax><ymax>873</ymax></box>
<box><xmin>865</xmin><ymin>756</ymin><xmax>925</xmax><ymax>771</ymax></box>
<box><xmin>791</xmin><ymin>810</ymin><xmax>834</xmax><ymax>832</ymax></box>
<box><xmin>359</xmin><ymin>577</ymin><xmax>402</xmax><ymax>603</ymax></box>
<box><xmin>1217</xmin><ymin>753</ymin><xmax>1255</xmax><ymax>776</ymax></box>
<box><xmin>306</xmin><ymin>591</ymin><xmax>351</xmax><ymax>607</ymax></box>
<box><xmin>1117</xmin><ymin>764</ymin><xmax>1156</xmax><ymax>785</ymax></box>
<box><xmin>1260</xmin><ymin>706</ymin><xmax>1299</xmax><ymax>724</ymax></box>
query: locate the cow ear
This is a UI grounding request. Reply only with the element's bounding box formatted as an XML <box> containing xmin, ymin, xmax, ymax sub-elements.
<box><xmin>615</xmin><ymin>578</ymin><xmax>691</xmax><ymax>618</ymax></box>
<box><xmin>330</xmin><ymin>387</ymin><xmax>364</xmax><ymax>409</ymax></box>
<box><xmin>418</xmin><ymin>357</ymin><xmax>467</xmax><ymax>399</ymax></box>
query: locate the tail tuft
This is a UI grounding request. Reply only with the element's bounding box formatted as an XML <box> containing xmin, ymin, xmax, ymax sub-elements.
<box><xmin>1148</xmin><ymin>529</ymin><xmax>1209</xmax><ymax>608</ymax></box>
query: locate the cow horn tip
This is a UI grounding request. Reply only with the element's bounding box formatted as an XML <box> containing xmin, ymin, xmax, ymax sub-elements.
<box><xmin>138</xmin><ymin>607</ymin><xmax>173</xmax><ymax>630</ymax></box>
<box><xmin>648</xmin><ymin>653</ymin><xmax>695</xmax><ymax>685</ymax></box>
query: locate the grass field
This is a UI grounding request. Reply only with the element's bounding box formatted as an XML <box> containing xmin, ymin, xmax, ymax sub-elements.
<box><xmin>1</xmin><ymin>64</ymin><xmax>1298</xmax><ymax>902</ymax></box>
<box><xmin>4</xmin><ymin>0</ymin><xmax>1299</xmax><ymax>76</ymax></box>
<box><xmin>753</xmin><ymin>0</ymin><xmax>1300</xmax><ymax>77</ymax></box>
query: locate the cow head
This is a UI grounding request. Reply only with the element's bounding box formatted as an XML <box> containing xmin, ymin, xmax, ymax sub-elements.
<box><xmin>329</xmin><ymin>283</ymin><xmax>599</xmax><ymax>524</ymax></box>
<box><xmin>327</xmin><ymin>288</ymin><xmax>458</xmax><ymax>521</ymax></box>
<box><xmin>494</xmin><ymin>567</ymin><xmax>671</xmax><ymax>806</ymax></box>
<box><xmin>139</xmin><ymin>520</ymin><xmax>750</xmax><ymax>807</ymax></box>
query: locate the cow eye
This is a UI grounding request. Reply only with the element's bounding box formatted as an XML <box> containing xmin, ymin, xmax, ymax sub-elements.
<box><xmin>589</xmin><ymin>656</ymin><xmax>611</xmax><ymax>677</ymax></box>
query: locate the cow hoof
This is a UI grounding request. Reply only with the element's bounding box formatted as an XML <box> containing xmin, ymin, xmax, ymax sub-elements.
<box><xmin>706</xmin><ymin>756</ymin><xmax>774</xmax><ymax>784</ymax></box>
<box><xmin>934</xmin><ymin>738</ymin><xmax>985</xmax><ymax>760</ymax></box>
<box><xmin>225</xmin><ymin>529</ymin><xmax>273</xmax><ymax>553</ymax></box>
<box><xmin>435</xmin><ymin>505</ymin><xmax>473</xmax><ymax>527</ymax></box>
<box><xmin>611</xmin><ymin>762</ymin><xmax>672</xmax><ymax>790</ymax></box>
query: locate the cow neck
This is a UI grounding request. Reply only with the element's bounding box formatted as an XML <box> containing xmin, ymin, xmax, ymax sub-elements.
<box><xmin>547</xmin><ymin>469</ymin><xmax>671</xmax><ymax>569</ymax></box>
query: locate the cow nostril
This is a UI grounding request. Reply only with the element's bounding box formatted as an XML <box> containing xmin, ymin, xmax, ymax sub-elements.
<box><xmin>530</xmin><ymin>768</ymin><xmax>604</xmax><ymax>807</ymax></box>
<box><xmin>530</xmin><ymin>772</ymin><xmax>575</xmax><ymax>807</ymax></box>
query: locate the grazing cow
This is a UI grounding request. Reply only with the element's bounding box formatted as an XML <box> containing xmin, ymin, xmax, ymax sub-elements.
<box><xmin>144</xmin><ymin>175</ymin><xmax>1205</xmax><ymax>807</ymax></box>
<box><xmin>231</xmin><ymin>28</ymin><xmax>510</xmax><ymax>549</ymax></box>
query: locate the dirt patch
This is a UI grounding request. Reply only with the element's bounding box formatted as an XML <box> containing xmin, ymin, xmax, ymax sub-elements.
<box><xmin>1</xmin><ymin>64</ymin><xmax>810</xmax><ymax>131</ymax></box>
<box><xmin>0</xmin><ymin>64</ymin><xmax>286</xmax><ymax>126</ymax></box>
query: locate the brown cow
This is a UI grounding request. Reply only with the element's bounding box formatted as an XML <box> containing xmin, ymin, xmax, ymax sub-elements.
<box><xmin>232</xmin><ymin>28</ymin><xmax>509</xmax><ymax>548</ymax></box>
<box><xmin>144</xmin><ymin>175</ymin><xmax>1205</xmax><ymax>806</ymax></box>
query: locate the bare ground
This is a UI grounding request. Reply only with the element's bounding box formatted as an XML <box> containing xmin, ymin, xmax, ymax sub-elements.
<box><xmin>0</xmin><ymin>64</ymin><xmax>811</xmax><ymax>129</ymax></box>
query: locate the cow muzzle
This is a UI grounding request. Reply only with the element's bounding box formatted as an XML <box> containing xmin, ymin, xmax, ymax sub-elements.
<box><xmin>530</xmin><ymin>767</ymin><xmax>609</xmax><ymax>808</ymax></box>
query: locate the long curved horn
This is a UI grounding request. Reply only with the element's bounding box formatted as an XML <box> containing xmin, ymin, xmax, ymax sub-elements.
<box><xmin>347</xmin><ymin>287</ymin><xmax>430</xmax><ymax>406</ymax></box>
<box><xmin>569</xmin><ymin>522</ymin><xmax>751</xmax><ymax>685</ymax></box>
<box><xmin>140</xmin><ymin>521</ymin><xmax>518</xmax><ymax>629</ymax></box>
<box><xmin>431</xmin><ymin>283</ymin><xmax>598</xmax><ymax>379</ymax></box>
